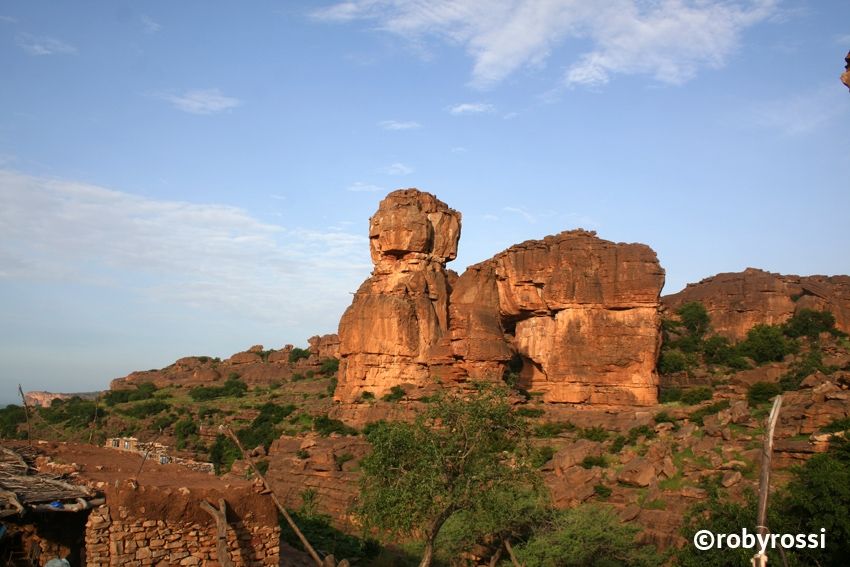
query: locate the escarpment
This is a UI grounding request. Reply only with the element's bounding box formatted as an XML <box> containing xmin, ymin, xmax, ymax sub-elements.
<box><xmin>335</xmin><ymin>189</ymin><xmax>665</xmax><ymax>407</ymax></box>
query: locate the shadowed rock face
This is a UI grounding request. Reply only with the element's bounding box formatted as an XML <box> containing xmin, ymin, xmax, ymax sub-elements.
<box><xmin>842</xmin><ymin>51</ymin><xmax>850</xmax><ymax>91</ymax></box>
<box><xmin>663</xmin><ymin>268</ymin><xmax>850</xmax><ymax>340</ymax></box>
<box><xmin>336</xmin><ymin>189</ymin><xmax>665</xmax><ymax>406</ymax></box>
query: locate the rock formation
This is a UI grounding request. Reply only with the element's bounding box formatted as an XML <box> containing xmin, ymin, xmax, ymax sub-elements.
<box><xmin>450</xmin><ymin>231</ymin><xmax>665</xmax><ymax>405</ymax></box>
<box><xmin>336</xmin><ymin>189</ymin><xmax>665</xmax><ymax>406</ymax></box>
<box><xmin>663</xmin><ymin>268</ymin><xmax>850</xmax><ymax>340</ymax></box>
<box><xmin>842</xmin><ymin>50</ymin><xmax>850</xmax><ymax>91</ymax></box>
<box><xmin>335</xmin><ymin>189</ymin><xmax>461</xmax><ymax>402</ymax></box>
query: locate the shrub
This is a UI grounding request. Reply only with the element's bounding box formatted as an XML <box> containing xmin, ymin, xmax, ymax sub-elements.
<box><xmin>689</xmin><ymin>400</ymin><xmax>731</xmax><ymax>426</ymax></box>
<box><xmin>188</xmin><ymin>375</ymin><xmax>247</xmax><ymax>401</ymax></box>
<box><xmin>531</xmin><ymin>445</ymin><xmax>556</xmax><ymax>468</ymax></box>
<box><xmin>702</xmin><ymin>336</ymin><xmax>750</xmax><ymax>369</ymax></box>
<box><xmin>654</xmin><ymin>411</ymin><xmax>676</xmax><ymax>424</ymax></box>
<box><xmin>626</xmin><ymin>425</ymin><xmax>656</xmax><ymax>444</ymax></box>
<box><xmin>609</xmin><ymin>435</ymin><xmax>627</xmax><ymax>454</ymax></box>
<box><xmin>381</xmin><ymin>385</ymin><xmax>406</xmax><ymax>402</ymax></box>
<box><xmin>359</xmin><ymin>391</ymin><xmax>376</xmax><ymax>401</ymax></box>
<box><xmin>658</xmin><ymin>349</ymin><xmax>693</xmax><ymax>375</ymax></box>
<box><xmin>659</xmin><ymin>387</ymin><xmax>682</xmax><ymax>403</ymax></box>
<box><xmin>313</xmin><ymin>415</ymin><xmax>358</xmax><ymax>437</ymax></box>
<box><xmin>152</xmin><ymin>413</ymin><xmax>178</xmax><ymax>431</ymax></box>
<box><xmin>209</xmin><ymin>434</ymin><xmax>240</xmax><ymax>474</ymax></box>
<box><xmin>580</xmin><ymin>455</ymin><xmax>606</xmax><ymax>469</ymax></box>
<box><xmin>291</xmin><ymin>373</ymin><xmax>306</xmax><ymax>382</ymax></box>
<box><xmin>319</xmin><ymin>358</ymin><xmax>339</xmax><ymax>376</ymax></box>
<box><xmin>237</xmin><ymin>402</ymin><xmax>296</xmax><ymax>450</ymax></box>
<box><xmin>118</xmin><ymin>400</ymin><xmax>169</xmax><ymax>419</ymax></box>
<box><xmin>334</xmin><ymin>452</ymin><xmax>355</xmax><ymax>470</ymax></box>
<box><xmin>593</xmin><ymin>484</ymin><xmax>612</xmax><ymax>499</ymax></box>
<box><xmin>288</xmin><ymin>347</ymin><xmax>311</xmax><ymax>363</ymax></box>
<box><xmin>738</xmin><ymin>324</ymin><xmax>796</xmax><ymax>364</ymax></box>
<box><xmin>0</xmin><ymin>405</ymin><xmax>26</xmax><ymax>439</ymax></box>
<box><xmin>578</xmin><ymin>426</ymin><xmax>609</xmax><ymax>442</ymax></box>
<box><xmin>779</xmin><ymin>349</ymin><xmax>834</xmax><ymax>391</ymax></box>
<box><xmin>104</xmin><ymin>382</ymin><xmax>158</xmax><ymax>406</ymax></box>
<box><xmin>295</xmin><ymin>448</ymin><xmax>310</xmax><ymax>459</ymax></box>
<box><xmin>747</xmin><ymin>381</ymin><xmax>782</xmax><ymax>405</ymax></box>
<box><xmin>784</xmin><ymin>309</ymin><xmax>838</xmax><ymax>340</ymax></box>
<box><xmin>821</xmin><ymin>417</ymin><xmax>850</xmax><ymax>433</ymax></box>
<box><xmin>680</xmin><ymin>387</ymin><xmax>712</xmax><ymax>405</ymax></box>
<box><xmin>174</xmin><ymin>418</ymin><xmax>199</xmax><ymax>449</ymax></box>
<box><xmin>533</xmin><ymin>421</ymin><xmax>575</xmax><ymax>438</ymax></box>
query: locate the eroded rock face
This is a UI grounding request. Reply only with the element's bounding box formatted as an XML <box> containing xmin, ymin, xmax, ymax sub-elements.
<box><xmin>842</xmin><ymin>51</ymin><xmax>850</xmax><ymax>91</ymax></box>
<box><xmin>450</xmin><ymin>231</ymin><xmax>665</xmax><ymax>405</ymax></box>
<box><xmin>336</xmin><ymin>190</ymin><xmax>665</xmax><ymax>406</ymax></box>
<box><xmin>663</xmin><ymin>268</ymin><xmax>850</xmax><ymax>339</ymax></box>
<box><xmin>335</xmin><ymin>189</ymin><xmax>461</xmax><ymax>402</ymax></box>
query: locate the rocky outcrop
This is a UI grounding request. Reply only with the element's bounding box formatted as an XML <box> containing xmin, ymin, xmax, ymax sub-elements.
<box><xmin>336</xmin><ymin>189</ymin><xmax>665</xmax><ymax>406</ymax></box>
<box><xmin>842</xmin><ymin>51</ymin><xmax>850</xmax><ymax>91</ymax></box>
<box><xmin>663</xmin><ymin>268</ymin><xmax>850</xmax><ymax>339</ymax></box>
<box><xmin>335</xmin><ymin>189</ymin><xmax>461</xmax><ymax>402</ymax></box>
<box><xmin>449</xmin><ymin>231</ymin><xmax>665</xmax><ymax>405</ymax></box>
<box><xmin>23</xmin><ymin>391</ymin><xmax>98</xmax><ymax>408</ymax></box>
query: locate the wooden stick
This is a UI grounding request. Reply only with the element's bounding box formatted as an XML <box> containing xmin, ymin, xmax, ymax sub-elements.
<box><xmin>221</xmin><ymin>426</ymin><xmax>324</xmax><ymax>567</ymax></box>
<box><xmin>17</xmin><ymin>385</ymin><xmax>31</xmax><ymax>446</ymax></box>
<box><xmin>200</xmin><ymin>498</ymin><xmax>234</xmax><ymax>567</ymax></box>
<box><xmin>753</xmin><ymin>395</ymin><xmax>783</xmax><ymax>567</ymax></box>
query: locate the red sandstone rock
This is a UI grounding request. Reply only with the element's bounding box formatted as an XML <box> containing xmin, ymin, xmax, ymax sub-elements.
<box><xmin>663</xmin><ymin>268</ymin><xmax>850</xmax><ymax>339</ymax></box>
<box><xmin>842</xmin><ymin>51</ymin><xmax>850</xmax><ymax>91</ymax></box>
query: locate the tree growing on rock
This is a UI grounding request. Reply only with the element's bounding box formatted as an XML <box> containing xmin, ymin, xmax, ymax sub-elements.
<box><xmin>355</xmin><ymin>385</ymin><xmax>539</xmax><ymax>567</ymax></box>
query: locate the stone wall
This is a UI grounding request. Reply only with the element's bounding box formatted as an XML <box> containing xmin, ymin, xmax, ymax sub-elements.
<box><xmin>84</xmin><ymin>504</ymin><xmax>279</xmax><ymax>567</ymax></box>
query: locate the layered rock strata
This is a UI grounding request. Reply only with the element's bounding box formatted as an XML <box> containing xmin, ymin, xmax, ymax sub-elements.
<box><xmin>336</xmin><ymin>189</ymin><xmax>665</xmax><ymax>406</ymax></box>
<box><xmin>663</xmin><ymin>268</ymin><xmax>850</xmax><ymax>339</ymax></box>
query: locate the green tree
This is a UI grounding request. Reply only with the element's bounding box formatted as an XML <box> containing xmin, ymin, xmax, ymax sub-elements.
<box><xmin>783</xmin><ymin>308</ymin><xmax>838</xmax><ymax>340</ymax></box>
<box><xmin>677</xmin><ymin>301</ymin><xmax>711</xmax><ymax>338</ymax></box>
<box><xmin>515</xmin><ymin>504</ymin><xmax>661</xmax><ymax>566</ymax></box>
<box><xmin>738</xmin><ymin>324</ymin><xmax>796</xmax><ymax>364</ymax></box>
<box><xmin>355</xmin><ymin>385</ymin><xmax>537</xmax><ymax>567</ymax></box>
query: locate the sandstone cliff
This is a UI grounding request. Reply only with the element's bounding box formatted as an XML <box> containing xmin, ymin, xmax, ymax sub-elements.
<box><xmin>663</xmin><ymin>268</ymin><xmax>850</xmax><ymax>340</ymax></box>
<box><xmin>335</xmin><ymin>189</ymin><xmax>665</xmax><ymax>406</ymax></box>
<box><xmin>842</xmin><ymin>50</ymin><xmax>850</xmax><ymax>91</ymax></box>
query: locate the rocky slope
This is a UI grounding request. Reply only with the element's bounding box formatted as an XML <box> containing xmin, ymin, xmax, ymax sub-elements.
<box><xmin>663</xmin><ymin>268</ymin><xmax>850</xmax><ymax>339</ymax></box>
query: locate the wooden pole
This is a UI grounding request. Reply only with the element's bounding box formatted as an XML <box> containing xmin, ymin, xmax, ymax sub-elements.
<box><xmin>200</xmin><ymin>498</ymin><xmax>235</xmax><ymax>567</ymax></box>
<box><xmin>88</xmin><ymin>393</ymin><xmax>100</xmax><ymax>445</ymax></box>
<box><xmin>753</xmin><ymin>395</ymin><xmax>783</xmax><ymax>567</ymax></box>
<box><xmin>221</xmin><ymin>426</ymin><xmax>324</xmax><ymax>567</ymax></box>
<box><xmin>17</xmin><ymin>385</ymin><xmax>31</xmax><ymax>446</ymax></box>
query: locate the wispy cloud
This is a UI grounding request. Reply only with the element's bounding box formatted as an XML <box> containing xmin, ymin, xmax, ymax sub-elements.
<box><xmin>751</xmin><ymin>84</ymin><xmax>849</xmax><ymax>136</ymax></box>
<box><xmin>380</xmin><ymin>162</ymin><xmax>413</xmax><ymax>175</ymax></box>
<box><xmin>0</xmin><ymin>15</ymin><xmax>17</xmax><ymax>24</ymax></box>
<box><xmin>153</xmin><ymin>88</ymin><xmax>241</xmax><ymax>115</ymax></box>
<box><xmin>378</xmin><ymin>119</ymin><xmax>421</xmax><ymax>130</ymax></box>
<box><xmin>141</xmin><ymin>15</ymin><xmax>162</xmax><ymax>34</ymax></box>
<box><xmin>503</xmin><ymin>206</ymin><xmax>536</xmax><ymax>223</ymax></box>
<box><xmin>0</xmin><ymin>170</ymin><xmax>368</xmax><ymax>323</ymax></box>
<box><xmin>313</xmin><ymin>0</ymin><xmax>777</xmax><ymax>89</ymax></box>
<box><xmin>449</xmin><ymin>102</ymin><xmax>494</xmax><ymax>115</ymax></box>
<box><xmin>15</xmin><ymin>33</ymin><xmax>77</xmax><ymax>55</ymax></box>
<box><xmin>347</xmin><ymin>181</ymin><xmax>385</xmax><ymax>192</ymax></box>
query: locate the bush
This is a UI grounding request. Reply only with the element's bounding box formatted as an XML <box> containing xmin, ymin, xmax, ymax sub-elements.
<box><xmin>515</xmin><ymin>407</ymin><xmax>545</xmax><ymax>418</ymax></box>
<box><xmin>689</xmin><ymin>400</ymin><xmax>731</xmax><ymax>426</ymax></box>
<box><xmin>531</xmin><ymin>445</ymin><xmax>556</xmax><ymax>468</ymax></box>
<box><xmin>118</xmin><ymin>400</ymin><xmax>170</xmax><ymax>419</ymax></box>
<box><xmin>702</xmin><ymin>335</ymin><xmax>750</xmax><ymax>369</ymax></box>
<box><xmin>680</xmin><ymin>387</ymin><xmax>712</xmax><ymax>405</ymax></box>
<box><xmin>381</xmin><ymin>385</ymin><xmax>406</xmax><ymax>402</ymax></box>
<box><xmin>174</xmin><ymin>418</ymin><xmax>199</xmax><ymax>449</ymax></box>
<box><xmin>593</xmin><ymin>484</ymin><xmax>612</xmax><ymax>499</ymax></box>
<box><xmin>313</xmin><ymin>415</ymin><xmax>358</xmax><ymax>437</ymax></box>
<box><xmin>359</xmin><ymin>391</ymin><xmax>375</xmax><ymax>401</ymax></box>
<box><xmin>658</xmin><ymin>349</ymin><xmax>694</xmax><ymax>375</ymax></box>
<box><xmin>738</xmin><ymin>324</ymin><xmax>796</xmax><ymax>364</ymax></box>
<box><xmin>0</xmin><ymin>405</ymin><xmax>26</xmax><ymax>439</ymax></box>
<box><xmin>677</xmin><ymin>301</ymin><xmax>711</xmax><ymax>338</ymax></box>
<box><xmin>580</xmin><ymin>455</ymin><xmax>606</xmax><ymax>469</ymax></box>
<box><xmin>188</xmin><ymin>375</ymin><xmax>247</xmax><ymax>401</ymax></box>
<box><xmin>533</xmin><ymin>421</ymin><xmax>575</xmax><ymax>438</ymax></box>
<box><xmin>654</xmin><ymin>411</ymin><xmax>676</xmax><ymax>425</ymax></box>
<box><xmin>784</xmin><ymin>309</ymin><xmax>838</xmax><ymax>340</ymax></box>
<box><xmin>209</xmin><ymin>434</ymin><xmax>240</xmax><ymax>474</ymax></box>
<box><xmin>237</xmin><ymin>402</ymin><xmax>296</xmax><ymax>450</ymax></box>
<box><xmin>747</xmin><ymin>381</ymin><xmax>782</xmax><ymax>405</ymax></box>
<box><xmin>319</xmin><ymin>358</ymin><xmax>339</xmax><ymax>376</ymax></box>
<box><xmin>626</xmin><ymin>425</ymin><xmax>656</xmax><ymax>444</ymax></box>
<box><xmin>609</xmin><ymin>435</ymin><xmax>627</xmax><ymax>454</ymax></box>
<box><xmin>821</xmin><ymin>417</ymin><xmax>850</xmax><ymax>433</ymax></box>
<box><xmin>779</xmin><ymin>349</ymin><xmax>834</xmax><ymax>391</ymax></box>
<box><xmin>658</xmin><ymin>387</ymin><xmax>682</xmax><ymax>403</ymax></box>
<box><xmin>288</xmin><ymin>347</ymin><xmax>311</xmax><ymax>363</ymax></box>
<box><xmin>578</xmin><ymin>426</ymin><xmax>609</xmax><ymax>442</ymax></box>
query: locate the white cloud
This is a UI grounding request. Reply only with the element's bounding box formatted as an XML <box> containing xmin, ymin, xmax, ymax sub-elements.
<box><xmin>141</xmin><ymin>15</ymin><xmax>162</xmax><ymax>34</ymax></box>
<box><xmin>836</xmin><ymin>34</ymin><xmax>850</xmax><ymax>46</ymax></box>
<box><xmin>15</xmin><ymin>33</ymin><xmax>77</xmax><ymax>55</ymax></box>
<box><xmin>751</xmin><ymin>84</ymin><xmax>849</xmax><ymax>136</ymax></box>
<box><xmin>503</xmin><ymin>206</ymin><xmax>536</xmax><ymax>223</ymax></box>
<box><xmin>0</xmin><ymin>15</ymin><xmax>18</xmax><ymax>24</ymax></box>
<box><xmin>378</xmin><ymin>119</ymin><xmax>421</xmax><ymax>130</ymax></box>
<box><xmin>313</xmin><ymin>0</ymin><xmax>777</xmax><ymax>88</ymax></box>
<box><xmin>380</xmin><ymin>162</ymin><xmax>413</xmax><ymax>175</ymax></box>
<box><xmin>449</xmin><ymin>102</ymin><xmax>495</xmax><ymax>115</ymax></box>
<box><xmin>450</xmin><ymin>146</ymin><xmax>468</xmax><ymax>153</ymax></box>
<box><xmin>0</xmin><ymin>169</ymin><xmax>369</xmax><ymax>323</ymax></box>
<box><xmin>347</xmin><ymin>181</ymin><xmax>385</xmax><ymax>192</ymax></box>
<box><xmin>153</xmin><ymin>88</ymin><xmax>241</xmax><ymax>115</ymax></box>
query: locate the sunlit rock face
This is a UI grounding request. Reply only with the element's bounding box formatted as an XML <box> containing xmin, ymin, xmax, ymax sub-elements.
<box><xmin>335</xmin><ymin>190</ymin><xmax>665</xmax><ymax>408</ymax></box>
<box><xmin>335</xmin><ymin>189</ymin><xmax>461</xmax><ymax>403</ymax></box>
<box><xmin>663</xmin><ymin>268</ymin><xmax>850</xmax><ymax>340</ymax></box>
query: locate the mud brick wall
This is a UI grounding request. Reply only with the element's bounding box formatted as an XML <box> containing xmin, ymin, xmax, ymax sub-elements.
<box><xmin>84</xmin><ymin>505</ymin><xmax>280</xmax><ymax>566</ymax></box>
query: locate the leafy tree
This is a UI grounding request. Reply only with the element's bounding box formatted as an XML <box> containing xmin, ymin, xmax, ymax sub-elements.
<box><xmin>783</xmin><ymin>309</ymin><xmax>838</xmax><ymax>340</ymax></box>
<box><xmin>677</xmin><ymin>301</ymin><xmax>711</xmax><ymax>338</ymax></box>
<box><xmin>355</xmin><ymin>385</ymin><xmax>537</xmax><ymax>567</ymax></box>
<box><xmin>0</xmin><ymin>404</ymin><xmax>26</xmax><ymax>439</ymax></box>
<box><xmin>515</xmin><ymin>504</ymin><xmax>661</xmax><ymax>567</ymax></box>
<box><xmin>738</xmin><ymin>324</ymin><xmax>796</xmax><ymax>364</ymax></box>
<box><xmin>658</xmin><ymin>349</ymin><xmax>693</xmax><ymax>375</ymax></box>
<box><xmin>747</xmin><ymin>381</ymin><xmax>781</xmax><ymax>405</ymax></box>
<box><xmin>319</xmin><ymin>357</ymin><xmax>340</xmax><ymax>376</ymax></box>
<box><xmin>289</xmin><ymin>347</ymin><xmax>311</xmax><ymax>363</ymax></box>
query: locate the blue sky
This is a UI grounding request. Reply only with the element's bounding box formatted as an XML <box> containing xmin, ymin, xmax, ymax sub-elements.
<box><xmin>1</xmin><ymin>1</ymin><xmax>849</xmax><ymax>403</ymax></box>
